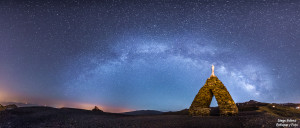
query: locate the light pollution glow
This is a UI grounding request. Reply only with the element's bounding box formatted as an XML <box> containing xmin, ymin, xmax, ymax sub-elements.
<box><xmin>0</xmin><ymin>89</ymin><xmax>132</xmax><ymax>113</ymax></box>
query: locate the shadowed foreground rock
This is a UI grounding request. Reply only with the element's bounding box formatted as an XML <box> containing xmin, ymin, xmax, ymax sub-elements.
<box><xmin>0</xmin><ymin>104</ymin><xmax>5</xmax><ymax>111</ymax></box>
<box><xmin>0</xmin><ymin>104</ymin><xmax>18</xmax><ymax>111</ymax></box>
<box><xmin>4</xmin><ymin>104</ymin><xmax>18</xmax><ymax>110</ymax></box>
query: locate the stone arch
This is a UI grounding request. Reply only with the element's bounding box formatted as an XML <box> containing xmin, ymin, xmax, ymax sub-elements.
<box><xmin>189</xmin><ymin>76</ymin><xmax>238</xmax><ymax>116</ymax></box>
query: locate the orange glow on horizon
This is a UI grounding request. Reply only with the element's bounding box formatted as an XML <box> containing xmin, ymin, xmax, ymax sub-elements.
<box><xmin>0</xmin><ymin>86</ymin><xmax>133</xmax><ymax>113</ymax></box>
<box><xmin>0</xmin><ymin>93</ymin><xmax>133</xmax><ymax>113</ymax></box>
<box><xmin>54</xmin><ymin>101</ymin><xmax>134</xmax><ymax>113</ymax></box>
<box><xmin>0</xmin><ymin>97</ymin><xmax>134</xmax><ymax>113</ymax></box>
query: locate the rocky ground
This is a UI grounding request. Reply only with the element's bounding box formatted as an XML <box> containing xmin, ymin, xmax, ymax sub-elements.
<box><xmin>0</xmin><ymin>106</ymin><xmax>299</xmax><ymax>128</ymax></box>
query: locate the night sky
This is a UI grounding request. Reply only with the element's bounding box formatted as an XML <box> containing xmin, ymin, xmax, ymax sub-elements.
<box><xmin>0</xmin><ymin>0</ymin><xmax>299</xmax><ymax>112</ymax></box>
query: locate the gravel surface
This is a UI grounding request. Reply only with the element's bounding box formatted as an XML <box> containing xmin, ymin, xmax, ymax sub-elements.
<box><xmin>0</xmin><ymin>107</ymin><xmax>299</xmax><ymax>128</ymax></box>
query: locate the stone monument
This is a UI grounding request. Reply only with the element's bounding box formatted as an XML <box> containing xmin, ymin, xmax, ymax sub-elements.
<box><xmin>189</xmin><ymin>65</ymin><xmax>238</xmax><ymax>116</ymax></box>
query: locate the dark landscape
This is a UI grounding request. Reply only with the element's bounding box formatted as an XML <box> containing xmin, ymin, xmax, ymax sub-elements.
<box><xmin>1</xmin><ymin>0</ymin><xmax>299</xmax><ymax>128</ymax></box>
<box><xmin>0</xmin><ymin>100</ymin><xmax>299</xmax><ymax>128</ymax></box>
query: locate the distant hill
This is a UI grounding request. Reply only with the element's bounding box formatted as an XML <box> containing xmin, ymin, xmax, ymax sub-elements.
<box><xmin>163</xmin><ymin>107</ymin><xmax>219</xmax><ymax>116</ymax></box>
<box><xmin>0</xmin><ymin>102</ymin><xmax>39</xmax><ymax>107</ymax></box>
<box><xmin>163</xmin><ymin>109</ymin><xmax>189</xmax><ymax>115</ymax></box>
<box><xmin>123</xmin><ymin>110</ymin><xmax>163</xmax><ymax>115</ymax></box>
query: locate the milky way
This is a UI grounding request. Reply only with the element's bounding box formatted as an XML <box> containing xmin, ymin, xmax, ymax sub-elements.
<box><xmin>0</xmin><ymin>0</ymin><xmax>299</xmax><ymax>112</ymax></box>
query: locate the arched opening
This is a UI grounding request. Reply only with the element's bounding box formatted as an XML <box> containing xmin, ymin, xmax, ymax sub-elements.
<box><xmin>210</xmin><ymin>95</ymin><xmax>220</xmax><ymax>116</ymax></box>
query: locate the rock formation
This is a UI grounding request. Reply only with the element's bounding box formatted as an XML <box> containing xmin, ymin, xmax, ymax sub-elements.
<box><xmin>0</xmin><ymin>104</ymin><xmax>5</xmax><ymax>111</ymax></box>
<box><xmin>92</xmin><ymin>106</ymin><xmax>103</xmax><ymax>112</ymax></box>
<box><xmin>0</xmin><ymin>104</ymin><xmax>18</xmax><ymax>111</ymax></box>
<box><xmin>5</xmin><ymin>104</ymin><xmax>18</xmax><ymax>110</ymax></box>
<box><xmin>189</xmin><ymin>65</ymin><xmax>238</xmax><ymax>116</ymax></box>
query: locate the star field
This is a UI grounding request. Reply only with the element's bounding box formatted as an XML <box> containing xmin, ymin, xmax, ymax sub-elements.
<box><xmin>0</xmin><ymin>0</ymin><xmax>299</xmax><ymax>112</ymax></box>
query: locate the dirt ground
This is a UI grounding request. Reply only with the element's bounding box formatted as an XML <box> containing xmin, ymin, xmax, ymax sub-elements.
<box><xmin>0</xmin><ymin>107</ymin><xmax>299</xmax><ymax>128</ymax></box>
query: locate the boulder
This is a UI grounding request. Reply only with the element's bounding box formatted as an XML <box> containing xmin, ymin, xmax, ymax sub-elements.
<box><xmin>5</xmin><ymin>104</ymin><xmax>18</xmax><ymax>110</ymax></box>
<box><xmin>0</xmin><ymin>104</ymin><xmax>5</xmax><ymax>111</ymax></box>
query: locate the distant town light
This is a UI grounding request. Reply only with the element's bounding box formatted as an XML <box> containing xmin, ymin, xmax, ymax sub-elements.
<box><xmin>272</xmin><ymin>105</ymin><xmax>275</xmax><ymax>108</ymax></box>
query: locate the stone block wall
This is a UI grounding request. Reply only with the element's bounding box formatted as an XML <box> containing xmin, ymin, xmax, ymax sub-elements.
<box><xmin>189</xmin><ymin>76</ymin><xmax>238</xmax><ymax>116</ymax></box>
